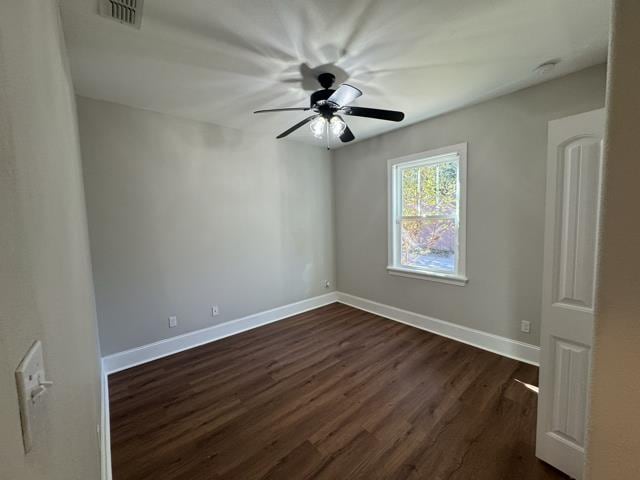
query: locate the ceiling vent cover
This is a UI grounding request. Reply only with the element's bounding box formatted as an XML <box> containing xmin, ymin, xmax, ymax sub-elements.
<box><xmin>99</xmin><ymin>0</ymin><xmax>144</xmax><ymax>29</ymax></box>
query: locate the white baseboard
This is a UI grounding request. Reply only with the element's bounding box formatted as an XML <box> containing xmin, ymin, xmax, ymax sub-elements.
<box><xmin>102</xmin><ymin>289</ymin><xmax>539</xmax><ymax>377</ymax></box>
<box><xmin>336</xmin><ymin>292</ymin><xmax>540</xmax><ymax>365</ymax></box>
<box><xmin>100</xmin><ymin>364</ymin><xmax>112</xmax><ymax>480</ymax></box>
<box><xmin>102</xmin><ymin>292</ymin><xmax>339</xmax><ymax>374</ymax></box>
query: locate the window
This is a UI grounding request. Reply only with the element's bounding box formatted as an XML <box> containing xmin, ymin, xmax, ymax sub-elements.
<box><xmin>387</xmin><ymin>143</ymin><xmax>467</xmax><ymax>285</ymax></box>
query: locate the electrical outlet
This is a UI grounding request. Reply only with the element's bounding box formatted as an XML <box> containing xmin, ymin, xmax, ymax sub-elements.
<box><xmin>324</xmin><ymin>280</ymin><xmax>331</xmax><ymax>289</ymax></box>
<box><xmin>211</xmin><ymin>305</ymin><xmax>219</xmax><ymax>317</ymax></box>
<box><xmin>520</xmin><ymin>320</ymin><xmax>531</xmax><ymax>334</ymax></box>
<box><xmin>168</xmin><ymin>315</ymin><xmax>178</xmax><ymax>328</ymax></box>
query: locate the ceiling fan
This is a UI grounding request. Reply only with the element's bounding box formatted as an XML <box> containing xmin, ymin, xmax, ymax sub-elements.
<box><xmin>254</xmin><ymin>73</ymin><xmax>405</xmax><ymax>148</ymax></box>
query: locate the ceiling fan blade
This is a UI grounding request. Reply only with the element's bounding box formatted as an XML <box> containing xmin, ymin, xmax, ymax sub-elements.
<box><xmin>327</xmin><ymin>84</ymin><xmax>362</xmax><ymax>107</ymax></box>
<box><xmin>340</xmin><ymin>126</ymin><xmax>355</xmax><ymax>143</ymax></box>
<box><xmin>254</xmin><ymin>107</ymin><xmax>311</xmax><ymax>114</ymax></box>
<box><xmin>343</xmin><ymin>106</ymin><xmax>404</xmax><ymax>122</ymax></box>
<box><xmin>337</xmin><ymin>116</ymin><xmax>355</xmax><ymax>143</ymax></box>
<box><xmin>276</xmin><ymin>115</ymin><xmax>319</xmax><ymax>139</ymax></box>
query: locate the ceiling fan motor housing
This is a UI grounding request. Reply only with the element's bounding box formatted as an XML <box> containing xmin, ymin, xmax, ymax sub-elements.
<box><xmin>310</xmin><ymin>89</ymin><xmax>335</xmax><ymax>109</ymax></box>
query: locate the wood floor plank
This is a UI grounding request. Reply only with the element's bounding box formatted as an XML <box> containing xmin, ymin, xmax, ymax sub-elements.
<box><xmin>109</xmin><ymin>303</ymin><xmax>568</xmax><ymax>480</ymax></box>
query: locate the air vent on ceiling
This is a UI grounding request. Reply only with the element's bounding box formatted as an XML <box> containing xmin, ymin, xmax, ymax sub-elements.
<box><xmin>99</xmin><ymin>0</ymin><xmax>144</xmax><ymax>29</ymax></box>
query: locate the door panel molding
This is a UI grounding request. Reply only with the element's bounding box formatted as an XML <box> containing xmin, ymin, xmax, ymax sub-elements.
<box><xmin>550</xmin><ymin>337</ymin><xmax>590</xmax><ymax>446</ymax></box>
<box><xmin>554</xmin><ymin>136</ymin><xmax>602</xmax><ymax>312</ymax></box>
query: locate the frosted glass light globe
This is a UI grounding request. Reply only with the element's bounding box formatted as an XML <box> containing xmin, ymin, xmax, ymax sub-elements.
<box><xmin>309</xmin><ymin>116</ymin><xmax>326</xmax><ymax>138</ymax></box>
<box><xmin>330</xmin><ymin>116</ymin><xmax>346</xmax><ymax>136</ymax></box>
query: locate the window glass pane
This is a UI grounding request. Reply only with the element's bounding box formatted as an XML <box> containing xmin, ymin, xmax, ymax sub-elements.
<box><xmin>400</xmin><ymin>217</ymin><xmax>456</xmax><ymax>272</ymax></box>
<box><xmin>418</xmin><ymin>164</ymin><xmax>437</xmax><ymax>215</ymax></box>
<box><xmin>420</xmin><ymin>161</ymin><xmax>458</xmax><ymax>217</ymax></box>
<box><xmin>401</xmin><ymin>168</ymin><xmax>418</xmax><ymax>216</ymax></box>
<box><xmin>400</xmin><ymin>160</ymin><xmax>458</xmax><ymax>219</ymax></box>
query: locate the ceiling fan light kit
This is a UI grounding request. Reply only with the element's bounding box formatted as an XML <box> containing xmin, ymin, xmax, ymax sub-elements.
<box><xmin>254</xmin><ymin>72</ymin><xmax>405</xmax><ymax>147</ymax></box>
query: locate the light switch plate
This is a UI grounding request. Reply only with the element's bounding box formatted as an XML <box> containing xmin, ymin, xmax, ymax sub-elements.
<box><xmin>15</xmin><ymin>340</ymin><xmax>50</xmax><ymax>453</ymax></box>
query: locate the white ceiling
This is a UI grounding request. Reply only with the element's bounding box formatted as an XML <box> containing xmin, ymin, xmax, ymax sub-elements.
<box><xmin>60</xmin><ymin>0</ymin><xmax>610</xmax><ymax>148</ymax></box>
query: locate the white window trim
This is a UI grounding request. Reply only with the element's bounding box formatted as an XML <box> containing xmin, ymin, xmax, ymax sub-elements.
<box><xmin>387</xmin><ymin>143</ymin><xmax>468</xmax><ymax>286</ymax></box>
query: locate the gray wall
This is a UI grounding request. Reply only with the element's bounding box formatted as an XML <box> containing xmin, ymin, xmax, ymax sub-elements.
<box><xmin>333</xmin><ymin>65</ymin><xmax>607</xmax><ymax>346</ymax></box>
<box><xmin>77</xmin><ymin>97</ymin><xmax>335</xmax><ymax>356</ymax></box>
<box><xmin>0</xmin><ymin>2</ymin><xmax>102</xmax><ymax>479</ymax></box>
<box><xmin>587</xmin><ymin>1</ymin><xmax>640</xmax><ymax>477</ymax></box>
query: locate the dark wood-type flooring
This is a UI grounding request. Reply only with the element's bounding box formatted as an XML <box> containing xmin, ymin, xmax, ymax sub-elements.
<box><xmin>109</xmin><ymin>303</ymin><xmax>568</xmax><ymax>480</ymax></box>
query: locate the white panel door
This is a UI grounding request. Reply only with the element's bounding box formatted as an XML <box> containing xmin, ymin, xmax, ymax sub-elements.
<box><xmin>536</xmin><ymin>109</ymin><xmax>605</xmax><ymax>479</ymax></box>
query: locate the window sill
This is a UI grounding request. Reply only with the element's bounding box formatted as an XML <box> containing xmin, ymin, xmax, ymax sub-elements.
<box><xmin>386</xmin><ymin>266</ymin><xmax>468</xmax><ymax>286</ymax></box>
